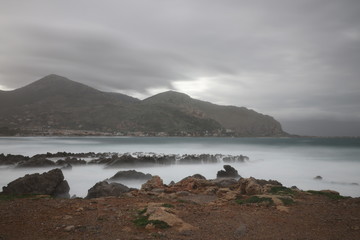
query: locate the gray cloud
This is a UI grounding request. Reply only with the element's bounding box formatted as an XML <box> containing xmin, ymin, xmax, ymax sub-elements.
<box><xmin>1</xmin><ymin>0</ymin><xmax>360</xmax><ymax>135</ymax></box>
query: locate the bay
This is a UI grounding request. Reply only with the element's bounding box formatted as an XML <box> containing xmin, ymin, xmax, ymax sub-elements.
<box><xmin>0</xmin><ymin>137</ymin><xmax>359</xmax><ymax>197</ymax></box>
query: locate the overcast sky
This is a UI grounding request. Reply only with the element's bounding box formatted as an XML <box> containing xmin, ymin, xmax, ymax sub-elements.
<box><xmin>1</xmin><ymin>0</ymin><xmax>360</xmax><ymax>136</ymax></box>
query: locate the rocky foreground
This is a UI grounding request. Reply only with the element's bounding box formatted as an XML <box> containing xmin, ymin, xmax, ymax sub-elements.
<box><xmin>0</xmin><ymin>167</ymin><xmax>360</xmax><ymax>240</ymax></box>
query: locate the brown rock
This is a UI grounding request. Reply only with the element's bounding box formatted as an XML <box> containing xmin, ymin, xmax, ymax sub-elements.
<box><xmin>141</xmin><ymin>176</ymin><xmax>164</xmax><ymax>191</ymax></box>
<box><xmin>146</xmin><ymin>203</ymin><xmax>197</xmax><ymax>232</ymax></box>
<box><xmin>239</xmin><ymin>177</ymin><xmax>263</xmax><ymax>195</ymax></box>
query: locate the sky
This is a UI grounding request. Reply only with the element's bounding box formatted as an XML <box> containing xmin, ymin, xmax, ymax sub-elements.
<box><xmin>0</xmin><ymin>0</ymin><xmax>360</xmax><ymax>136</ymax></box>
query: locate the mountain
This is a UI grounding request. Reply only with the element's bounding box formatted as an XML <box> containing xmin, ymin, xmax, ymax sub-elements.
<box><xmin>143</xmin><ymin>91</ymin><xmax>284</xmax><ymax>136</ymax></box>
<box><xmin>0</xmin><ymin>75</ymin><xmax>287</xmax><ymax>136</ymax></box>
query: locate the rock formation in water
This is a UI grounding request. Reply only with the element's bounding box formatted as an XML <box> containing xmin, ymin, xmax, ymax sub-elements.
<box><xmin>1</xmin><ymin>168</ymin><xmax>70</xmax><ymax>198</ymax></box>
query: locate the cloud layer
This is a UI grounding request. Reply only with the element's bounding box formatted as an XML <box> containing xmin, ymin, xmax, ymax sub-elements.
<box><xmin>1</xmin><ymin>0</ymin><xmax>360</xmax><ymax>136</ymax></box>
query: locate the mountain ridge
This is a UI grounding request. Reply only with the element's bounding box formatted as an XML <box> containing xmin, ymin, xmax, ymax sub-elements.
<box><xmin>0</xmin><ymin>74</ymin><xmax>287</xmax><ymax>137</ymax></box>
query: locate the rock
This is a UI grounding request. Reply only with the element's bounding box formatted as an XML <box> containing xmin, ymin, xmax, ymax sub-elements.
<box><xmin>2</xmin><ymin>168</ymin><xmax>70</xmax><ymax>198</ymax></box>
<box><xmin>0</xmin><ymin>154</ymin><xmax>30</xmax><ymax>165</ymax></box>
<box><xmin>61</xmin><ymin>163</ymin><xmax>72</xmax><ymax>170</ymax></box>
<box><xmin>109</xmin><ymin>170</ymin><xmax>152</xmax><ymax>181</ymax></box>
<box><xmin>56</xmin><ymin>157</ymin><xmax>86</xmax><ymax>166</ymax></box>
<box><xmin>16</xmin><ymin>157</ymin><xmax>56</xmax><ymax>168</ymax></box>
<box><xmin>216</xmin><ymin>165</ymin><xmax>240</xmax><ymax>178</ymax></box>
<box><xmin>146</xmin><ymin>203</ymin><xmax>197</xmax><ymax>232</ymax></box>
<box><xmin>64</xmin><ymin>225</ymin><xmax>75</xmax><ymax>232</ymax></box>
<box><xmin>212</xmin><ymin>178</ymin><xmax>238</xmax><ymax>188</ymax></box>
<box><xmin>223</xmin><ymin>155</ymin><xmax>248</xmax><ymax>163</ymax></box>
<box><xmin>171</xmin><ymin>177</ymin><xmax>214</xmax><ymax>193</ymax></box>
<box><xmin>141</xmin><ymin>176</ymin><xmax>164</xmax><ymax>191</ymax></box>
<box><xmin>239</xmin><ymin>177</ymin><xmax>263</xmax><ymax>195</ymax></box>
<box><xmin>191</xmin><ymin>174</ymin><xmax>206</xmax><ymax>180</ymax></box>
<box><xmin>314</xmin><ymin>176</ymin><xmax>323</xmax><ymax>180</ymax></box>
<box><xmin>86</xmin><ymin>181</ymin><xmax>130</xmax><ymax>199</ymax></box>
<box><xmin>256</xmin><ymin>179</ymin><xmax>282</xmax><ymax>186</ymax></box>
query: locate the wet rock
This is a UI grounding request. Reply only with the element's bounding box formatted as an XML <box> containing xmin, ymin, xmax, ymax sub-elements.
<box><xmin>56</xmin><ymin>157</ymin><xmax>86</xmax><ymax>166</ymax></box>
<box><xmin>16</xmin><ymin>157</ymin><xmax>56</xmax><ymax>168</ymax></box>
<box><xmin>86</xmin><ymin>181</ymin><xmax>130</xmax><ymax>199</ymax></box>
<box><xmin>2</xmin><ymin>168</ymin><xmax>70</xmax><ymax>198</ymax></box>
<box><xmin>0</xmin><ymin>154</ymin><xmax>30</xmax><ymax>165</ymax></box>
<box><xmin>216</xmin><ymin>165</ymin><xmax>240</xmax><ymax>178</ymax></box>
<box><xmin>223</xmin><ymin>155</ymin><xmax>248</xmax><ymax>163</ymax></box>
<box><xmin>109</xmin><ymin>170</ymin><xmax>152</xmax><ymax>181</ymax></box>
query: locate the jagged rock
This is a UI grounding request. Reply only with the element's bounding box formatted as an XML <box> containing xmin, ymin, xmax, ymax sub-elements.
<box><xmin>216</xmin><ymin>165</ymin><xmax>240</xmax><ymax>178</ymax></box>
<box><xmin>223</xmin><ymin>155</ymin><xmax>248</xmax><ymax>163</ymax></box>
<box><xmin>86</xmin><ymin>181</ymin><xmax>130</xmax><ymax>199</ymax></box>
<box><xmin>212</xmin><ymin>178</ymin><xmax>238</xmax><ymax>188</ymax></box>
<box><xmin>238</xmin><ymin>177</ymin><xmax>263</xmax><ymax>195</ymax></box>
<box><xmin>2</xmin><ymin>168</ymin><xmax>70</xmax><ymax>198</ymax></box>
<box><xmin>56</xmin><ymin>157</ymin><xmax>86</xmax><ymax>166</ymax></box>
<box><xmin>169</xmin><ymin>177</ymin><xmax>215</xmax><ymax>194</ymax></box>
<box><xmin>141</xmin><ymin>176</ymin><xmax>164</xmax><ymax>191</ymax></box>
<box><xmin>0</xmin><ymin>154</ymin><xmax>30</xmax><ymax>165</ymax></box>
<box><xmin>106</xmin><ymin>154</ymin><xmax>158</xmax><ymax>167</ymax></box>
<box><xmin>16</xmin><ymin>157</ymin><xmax>56</xmax><ymax>168</ymax></box>
<box><xmin>178</xmin><ymin>154</ymin><xmax>218</xmax><ymax>164</ymax></box>
<box><xmin>109</xmin><ymin>170</ymin><xmax>152</xmax><ymax>181</ymax></box>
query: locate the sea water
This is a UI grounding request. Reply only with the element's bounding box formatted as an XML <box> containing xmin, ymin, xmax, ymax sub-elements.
<box><xmin>0</xmin><ymin>137</ymin><xmax>359</xmax><ymax>197</ymax></box>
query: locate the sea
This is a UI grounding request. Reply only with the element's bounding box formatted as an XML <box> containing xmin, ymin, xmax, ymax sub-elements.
<box><xmin>0</xmin><ymin>137</ymin><xmax>359</xmax><ymax>198</ymax></box>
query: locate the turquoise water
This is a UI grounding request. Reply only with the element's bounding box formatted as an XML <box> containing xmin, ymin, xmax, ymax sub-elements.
<box><xmin>0</xmin><ymin>137</ymin><xmax>359</xmax><ymax>197</ymax></box>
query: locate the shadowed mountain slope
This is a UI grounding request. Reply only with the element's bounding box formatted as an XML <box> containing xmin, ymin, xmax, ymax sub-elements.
<box><xmin>0</xmin><ymin>75</ymin><xmax>287</xmax><ymax>136</ymax></box>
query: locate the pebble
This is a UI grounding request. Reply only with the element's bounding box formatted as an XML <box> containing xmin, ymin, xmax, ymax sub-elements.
<box><xmin>64</xmin><ymin>225</ymin><xmax>75</xmax><ymax>232</ymax></box>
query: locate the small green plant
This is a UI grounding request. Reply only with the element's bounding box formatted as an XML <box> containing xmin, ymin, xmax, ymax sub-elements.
<box><xmin>269</xmin><ymin>186</ymin><xmax>294</xmax><ymax>195</ymax></box>
<box><xmin>134</xmin><ymin>207</ymin><xmax>170</xmax><ymax>229</ymax></box>
<box><xmin>279</xmin><ymin>197</ymin><xmax>295</xmax><ymax>206</ymax></box>
<box><xmin>236</xmin><ymin>196</ymin><xmax>274</xmax><ymax>205</ymax></box>
<box><xmin>307</xmin><ymin>190</ymin><xmax>350</xmax><ymax>200</ymax></box>
<box><xmin>161</xmin><ymin>203</ymin><xmax>174</xmax><ymax>208</ymax></box>
<box><xmin>138</xmin><ymin>208</ymin><xmax>147</xmax><ymax>215</ymax></box>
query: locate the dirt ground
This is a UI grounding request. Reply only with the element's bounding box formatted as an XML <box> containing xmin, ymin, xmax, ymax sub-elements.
<box><xmin>0</xmin><ymin>192</ymin><xmax>359</xmax><ymax>240</ymax></box>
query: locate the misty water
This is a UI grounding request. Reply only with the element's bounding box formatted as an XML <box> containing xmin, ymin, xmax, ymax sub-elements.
<box><xmin>0</xmin><ymin>137</ymin><xmax>359</xmax><ymax>197</ymax></box>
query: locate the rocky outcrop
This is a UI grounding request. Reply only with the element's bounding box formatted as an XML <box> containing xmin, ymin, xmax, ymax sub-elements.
<box><xmin>109</xmin><ymin>170</ymin><xmax>152</xmax><ymax>181</ymax></box>
<box><xmin>86</xmin><ymin>181</ymin><xmax>130</xmax><ymax>199</ymax></box>
<box><xmin>16</xmin><ymin>157</ymin><xmax>56</xmax><ymax>168</ymax></box>
<box><xmin>223</xmin><ymin>155</ymin><xmax>248</xmax><ymax>163</ymax></box>
<box><xmin>217</xmin><ymin>165</ymin><xmax>240</xmax><ymax>178</ymax></box>
<box><xmin>0</xmin><ymin>154</ymin><xmax>30</xmax><ymax>165</ymax></box>
<box><xmin>238</xmin><ymin>177</ymin><xmax>283</xmax><ymax>195</ymax></box>
<box><xmin>239</xmin><ymin>177</ymin><xmax>263</xmax><ymax>195</ymax></box>
<box><xmin>141</xmin><ymin>176</ymin><xmax>164</xmax><ymax>191</ymax></box>
<box><xmin>1</xmin><ymin>168</ymin><xmax>70</xmax><ymax>198</ymax></box>
<box><xmin>56</xmin><ymin>157</ymin><xmax>86</xmax><ymax>166</ymax></box>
